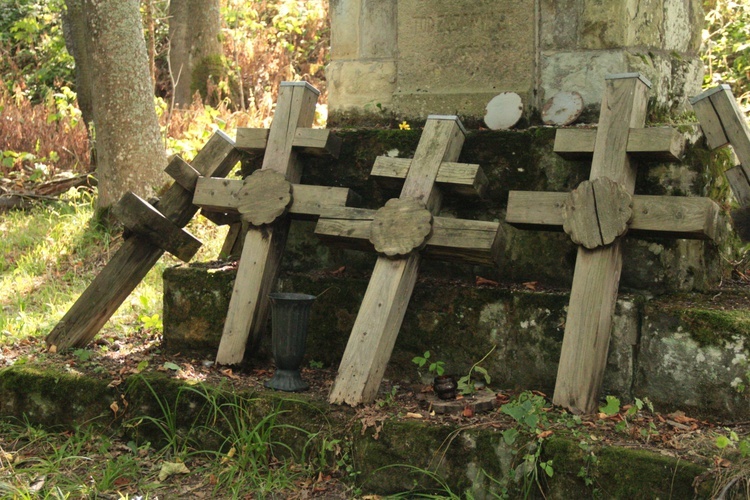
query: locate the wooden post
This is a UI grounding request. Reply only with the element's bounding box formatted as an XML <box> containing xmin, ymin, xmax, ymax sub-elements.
<box><xmin>506</xmin><ymin>74</ymin><xmax>721</xmax><ymax>414</ymax></box>
<box><xmin>193</xmin><ymin>82</ymin><xmax>352</xmax><ymax>366</ymax></box>
<box><xmin>46</xmin><ymin>131</ymin><xmax>242</xmax><ymax>351</ymax></box>
<box><xmin>318</xmin><ymin>115</ymin><xmax>504</xmax><ymax>406</ymax></box>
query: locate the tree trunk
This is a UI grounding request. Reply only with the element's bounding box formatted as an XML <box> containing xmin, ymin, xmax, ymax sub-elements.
<box><xmin>169</xmin><ymin>0</ymin><xmax>223</xmax><ymax>107</ymax></box>
<box><xmin>66</xmin><ymin>0</ymin><xmax>167</xmax><ymax>211</ymax></box>
<box><xmin>61</xmin><ymin>0</ymin><xmax>95</xmax><ymax>164</ymax></box>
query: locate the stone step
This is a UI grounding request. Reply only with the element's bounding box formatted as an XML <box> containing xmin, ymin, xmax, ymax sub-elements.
<box><xmin>164</xmin><ymin>264</ymin><xmax>750</xmax><ymax>420</ymax></box>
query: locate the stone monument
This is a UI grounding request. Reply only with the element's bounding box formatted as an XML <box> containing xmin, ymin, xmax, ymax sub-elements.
<box><xmin>327</xmin><ymin>0</ymin><xmax>705</xmax><ymax>124</ymax></box>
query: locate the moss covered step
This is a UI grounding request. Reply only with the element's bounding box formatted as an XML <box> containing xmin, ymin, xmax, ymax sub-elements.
<box><xmin>239</xmin><ymin>127</ymin><xmax>731</xmax><ymax>292</ymax></box>
<box><xmin>164</xmin><ymin>265</ymin><xmax>750</xmax><ymax>419</ymax></box>
<box><xmin>0</xmin><ymin>365</ymin><xmax>714</xmax><ymax>498</ymax></box>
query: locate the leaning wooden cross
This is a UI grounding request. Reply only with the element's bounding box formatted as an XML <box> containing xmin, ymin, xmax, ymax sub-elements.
<box><xmin>315</xmin><ymin>115</ymin><xmax>504</xmax><ymax>405</ymax></box>
<box><xmin>46</xmin><ymin>130</ymin><xmax>242</xmax><ymax>351</ymax></box>
<box><xmin>690</xmin><ymin>85</ymin><xmax>750</xmax><ymax>239</ymax></box>
<box><xmin>506</xmin><ymin>74</ymin><xmax>721</xmax><ymax>414</ymax></box>
<box><xmin>192</xmin><ymin>81</ymin><xmax>355</xmax><ymax>365</ymax></box>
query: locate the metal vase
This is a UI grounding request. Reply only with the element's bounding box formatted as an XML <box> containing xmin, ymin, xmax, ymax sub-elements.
<box><xmin>264</xmin><ymin>292</ymin><xmax>316</xmax><ymax>392</ymax></box>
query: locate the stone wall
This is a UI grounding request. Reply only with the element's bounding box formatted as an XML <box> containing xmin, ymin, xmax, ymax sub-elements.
<box><xmin>327</xmin><ymin>0</ymin><xmax>705</xmax><ymax>124</ymax></box>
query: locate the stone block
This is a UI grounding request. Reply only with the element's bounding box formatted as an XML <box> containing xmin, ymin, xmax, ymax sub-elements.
<box><xmin>636</xmin><ymin>296</ymin><xmax>750</xmax><ymax>419</ymax></box>
<box><xmin>329</xmin><ymin>0</ymin><xmax>360</xmax><ymax>59</ymax></box>
<box><xmin>360</xmin><ymin>0</ymin><xmax>397</xmax><ymax>59</ymax></box>
<box><xmin>664</xmin><ymin>0</ymin><xmax>704</xmax><ymax>53</ymax></box>
<box><xmin>396</xmin><ymin>0</ymin><xmax>535</xmax><ymax>96</ymax></box>
<box><xmin>579</xmin><ymin>0</ymin><xmax>627</xmax><ymax>49</ymax></box>
<box><xmin>539</xmin><ymin>0</ymin><xmax>580</xmax><ymax>51</ymax></box>
<box><xmin>326</xmin><ymin>60</ymin><xmax>397</xmax><ymax>112</ymax></box>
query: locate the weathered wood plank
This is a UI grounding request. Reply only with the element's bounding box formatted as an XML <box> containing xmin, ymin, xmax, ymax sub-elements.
<box><xmin>236</xmin><ymin>128</ymin><xmax>269</xmax><ymax>152</ymax></box>
<box><xmin>554</xmin><ymin>127</ymin><xmax>684</xmax><ymax>162</ymax></box>
<box><xmin>236</xmin><ymin>127</ymin><xmax>342</xmax><ymax>157</ymax></box>
<box><xmin>113</xmin><ymin>191</ymin><xmax>202</xmax><ymax>262</ymax></box>
<box><xmin>553</xmin><ymin>74</ymin><xmax>650</xmax><ymax>414</ymax></box>
<box><xmin>46</xmin><ymin>131</ymin><xmax>241</xmax><ymax>350</ymax></box>
<box><xmin>316</xmin><ymin>209</ymin><xmax>502</xmax><ymax>266</ymax></box>
<box><xmin>293</xmin><ymin>128</ymin><xmax>342</xmax><ymax>157</ymax></box>
<box><xmin>164</xmin><ymin>156</ymin><xmax>201</xmax><ymax>192</ymax></box>
<box><xmin>690</xmin><ymin>85</ymin><xmax>731</xmax><ymax>149</ymax></box>
<box><xmin>704</xmin><ymin>86</ymin><xmax>750</xmax><ymax>181</ymax></box>
<box><xmin>725</xmin><ymin>165</ymin><xmax>750</xmax><ymax>207</ymax></box>
<box><xmin>507</xmin><ymin>191</ymin><xmax>720</xmax><ymax>241</ymax></box>
<box><xmin>371</xmin><ymin>157</ymin><xmax>488</xmax><ymax>198</ymax></box>
<box><xmin>194</xmin><ymin>177</ymin><xmax>354</xmax><ymax>219</ymax></box>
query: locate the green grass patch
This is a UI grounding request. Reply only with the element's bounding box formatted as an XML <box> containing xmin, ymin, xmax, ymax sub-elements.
<box><xmin>0</xmin><ymin>187</ymin><xmax>229</xmax><ymax>347</ymax></box>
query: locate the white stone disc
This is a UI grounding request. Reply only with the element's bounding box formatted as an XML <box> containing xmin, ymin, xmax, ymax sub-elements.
<box><xmin>484</xmin><ymin>92</ymin><xmax>523</xmax><ymax>130</ymax></box>
<box><xmin>542</xmin><ymin>91</ymin><xmax>584</xmax><ymax>126</ymax></box>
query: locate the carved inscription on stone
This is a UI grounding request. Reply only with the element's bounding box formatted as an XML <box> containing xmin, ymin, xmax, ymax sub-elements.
<box><xmin>397</xmin><ymin>0</ymin><xmax>535</xmax><ymax>93</ymax></box>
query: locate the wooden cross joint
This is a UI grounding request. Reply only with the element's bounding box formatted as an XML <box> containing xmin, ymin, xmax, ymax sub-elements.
<box><xmin>370</xmin><ymin>197</ymin><xmax>433</xmax><ymax>256</ymax></box>
<box><xmin>236</xmin><ymin>170</ymin><xmax>293</xmax><ymax>226</ymax></box>
<box><xmin>562</xmin><ymin>177</ymin><xmax>633</xmax><ymax>249</ymax></box>
<box><xmin>237</xmin><ymin>128</ymin><xmax>342</xmax><ymax>157</ymax></box>
<box><xmin>113</xmin><ymin>192</ymin><xmax>202</xmax><ymax>262</ymax></box>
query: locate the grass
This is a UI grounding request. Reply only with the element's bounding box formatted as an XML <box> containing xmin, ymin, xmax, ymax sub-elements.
<box><xmin>0</xmin><ymin>379</ymin><xmax>349</xmax><ymax>499</ymax></box>
<box><xmin>0</xmin><ymin>187</ymin><xmax>229</xmax><ymax>350</ymax></box>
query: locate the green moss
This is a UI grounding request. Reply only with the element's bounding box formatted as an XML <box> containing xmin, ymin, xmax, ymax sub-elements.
<box><xmin>680</xmin><ymin>308</ymin><xmax>750</xmax><ymax>347</ymax></box>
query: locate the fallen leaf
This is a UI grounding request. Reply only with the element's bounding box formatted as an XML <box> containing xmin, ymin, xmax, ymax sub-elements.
<box><xmin>462</xmin><ymin>406</ymin><xmax>474</xmax><ymax>418</ymax></box>
<box><xmin>331</xmin><ymin>266</ymin><xmax>346</xmax><ymax>276</ymax></box>
<box><xmin>48</xmin><ymin>345</ymin><xmax>57</xmax><ymax>354</ymax></box>
<box><xmin>158</xmin><ymin>461</ymin><xmax>190</xmax><ymax>481</ymax></box>
<box><xmin>162</xmin><ymin>362</ymin><xmax>181</xmax><ymax>371</ymax></box>
<box><xmin>714</xmin><ymin>457</ymin><xmax>732</xmax><ymax>468</ymax></box>
<box><xmin>405</xmin><ymin>412</ymin><xmax>423</xmax><ymax>419</ymax></box>
<box><xmin>220</xmin><ymin>368</ymin><xmax>239</xmax><ymax>379</ymax></box>
<box><xmin>523</xmin><ymin>281</ymin><xmax>538</xmax><ymax>290</ymax></box>
<box><xmin>538</xmin><ymin>430</ymin><xmax>553</xmax><ymax>439</ymax></box>
<box><xmin>476</xmin><ymin>276</ymin><xmax>499</xmax><ymax>286</ymax></box>
<box><xmin>110</xmin><ymin>401</ymin><xmax>119</xmax><ymax>415</ymax></box>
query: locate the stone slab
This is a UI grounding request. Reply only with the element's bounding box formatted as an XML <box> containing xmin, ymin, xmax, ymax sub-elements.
<box><xmin>396</xmin><ymin>0</ymin><xmax>535</xmax><ymax>103</ymax></box>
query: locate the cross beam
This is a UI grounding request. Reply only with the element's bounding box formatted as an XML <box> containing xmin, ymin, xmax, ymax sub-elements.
<box><xmin>193</xmin><ymin>82</ymin><xmax>354</xmax><ymax>366</ymax></box>
<box><xmin>317</xmin><ymin>115</ymin><xmax>503</xmax><ymax>406</ymax></box>
<box><xmin>506</xmin><ymin>74</ymin><xmax>721</xmax><ymax>414</ymax></box>
<box><xmin>46</xmin><ymin>131</ymin><xmax>242</xmax><ymax>351</ymax></box>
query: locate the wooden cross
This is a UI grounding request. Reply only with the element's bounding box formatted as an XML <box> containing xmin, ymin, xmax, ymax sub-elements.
<box><xmin>192</xmin><ymin>81</ymin><xmax>355</xmax><ymax>366</ymax></box>
<box><xmin>505</xmin><ymin>74</ymin><xmax>721</xmax><ymax>414</ymax></box>
<box><xmin>690</xmin><ymin>85</ymin><xmax>750</xmax><ymax>239</ymax></box>
<box><xmin>46</xmin><ymin>130</ymin><xmax>242</xmax><ymax>351</ymax></box>
<box><xmin>315</xmin><ymin>115</ymin><xmax>503</xmax><ymax>406</ymax></box>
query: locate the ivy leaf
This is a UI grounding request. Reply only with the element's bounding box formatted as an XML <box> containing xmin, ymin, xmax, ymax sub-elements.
<box><xmin>599</xmin><ymin>396</ymin><xmax>621</xmax><ymax>416</ymax></box>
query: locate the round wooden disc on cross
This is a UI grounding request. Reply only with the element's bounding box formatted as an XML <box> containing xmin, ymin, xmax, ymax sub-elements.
<box><xmin>236</xmin><ymin>169</ymin><xmax>293</xmax><ymax>226</ymax></box>
<box><xmin>562</xmin><ymin>177</ymin><xmax>633</xmax><ymax>249</ymax></box>
<box><xmin>370</xmin><ymin>197</ymin><xmax>433</xmax><ymax>257</ymax></box>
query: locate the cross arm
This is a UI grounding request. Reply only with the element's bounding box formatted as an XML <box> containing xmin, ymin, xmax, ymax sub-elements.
<box><xmin>113</xmin><ymin>191</ymin><xmax>202</xmax><ymax>262</ymax></box>
<box><xmin>370</xmin><ymin>156</ymin><xmax>488</xmax><ymax>198</ymax></box>
<box><xmin>192</xmin><ymin>176</ymin><xmax>355</xmax><ymax>219</ymax></box>
<box><xmin>506</xmin><ymin>191</ymin><xmax>720</xmax><ymax>241</ymax></box>
<box><xmin>315</xmin><ymin>206</ymin><xmax>503</xmax><ymax>266</ymax></box>
<box><xmin>236</xmin><ymin>127</ymin><xmax>342</xmax><ymax>157</ymax></box>
<box><xmin>554</xmin><ymin>127</ymin><xmax>685</xmax><ymax>162</ymax></box>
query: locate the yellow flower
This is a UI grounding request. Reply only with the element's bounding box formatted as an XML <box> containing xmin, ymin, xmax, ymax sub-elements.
<box><xmin>399</xmin><ymin>121</ymin><xmax>411</xmax><ymax>130</ymax></box>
